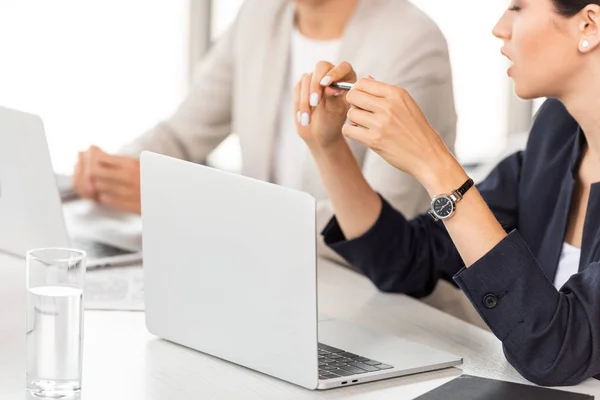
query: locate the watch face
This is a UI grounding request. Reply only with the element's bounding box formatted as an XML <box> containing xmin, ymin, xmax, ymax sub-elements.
<box><xmin>432</xmin><ymin>196</ymin><xmax>454</xmax><ymax>219</ymax></box>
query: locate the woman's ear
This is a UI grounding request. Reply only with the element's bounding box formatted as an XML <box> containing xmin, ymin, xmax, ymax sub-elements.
<box><xmin>578</xmin><ymin>5</ymin><xmax>600</xmax><ymax>53</ymax></box>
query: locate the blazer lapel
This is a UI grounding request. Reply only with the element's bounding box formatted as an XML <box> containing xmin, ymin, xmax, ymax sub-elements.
<box><xmin>538</xmin><ymin>172</ymin><xmax>575</xmax><ymax>279</ymax></box>
<box><xmin>337</xmin><ymin>0</ymin><xmax>371</xmax><ymax>66</ymax></box>
<box><xmin>538</xmin><ymin>128</ymin><xmax>582</xmax><ymax>280</ymax></box>
<box><xmin>337</xmin><ymin>0</ymin><xmax>385</xmax><ymax>80</ymax></box>
<box><xmin>581</xmin><ymin>183</ymin><xmax>600</xmax><ymax>269</ymax></box>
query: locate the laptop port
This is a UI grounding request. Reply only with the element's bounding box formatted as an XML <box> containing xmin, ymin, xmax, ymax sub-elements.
<box><xmin>341</xmin><ymin>381</ymin><xmax>347</xmax><ymax>385</ymax></box>
<box><xmin>352</xmin><ymin>380</ymin><xmax>358</xmax><ymax>383</ymax></box>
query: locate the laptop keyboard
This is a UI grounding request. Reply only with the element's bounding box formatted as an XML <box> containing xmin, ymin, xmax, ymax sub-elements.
<box><xmin>71</xmin><ymin>237</ymin><xmax>134</xmax><ymax>259</ymax></box>
<box><xmin>318</xmin><ymin>343</ymin><xmax>394</xmax><ymax>380</ymax></box>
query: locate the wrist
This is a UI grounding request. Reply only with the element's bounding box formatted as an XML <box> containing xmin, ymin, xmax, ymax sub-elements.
<box><xmin>306</xmin><ymin>135</ymin><xmax>348</xmax><ymax>157</ymax></box>
<box><xmin>417</xmin><ymin>155</ymin><xmax>469</xmax><ymax>198</ymax></box>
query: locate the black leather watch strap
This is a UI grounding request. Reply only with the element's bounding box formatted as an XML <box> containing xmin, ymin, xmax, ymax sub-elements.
<box><xmin>451</xmin><ymin>178</ymin><xmax>474</xmax><ymax>202</ymax></box>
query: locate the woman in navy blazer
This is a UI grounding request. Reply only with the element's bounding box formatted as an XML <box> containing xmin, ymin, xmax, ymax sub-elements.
<box><xmin>292</xmin><ymin>0</ymin><xmax>600</xmax><ymax>387</ymax></box>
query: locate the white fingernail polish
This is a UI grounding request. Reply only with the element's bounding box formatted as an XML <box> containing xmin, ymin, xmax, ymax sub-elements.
<box><xmin>297</xmin><ymin>111</ymin><xmax>301</xmax><ymax>123</ymax></box>
<box><xmin>334</xmin><ymin>92</ymin><xmax>341</xmax><ymax>97</ymax></box>
<box><xmin>310</xmin><ymin>92</ymin><xmax>318</xmax><ymax>107</ymax></box>
<box><xmin>301</xmin><ymin>112</ymin><xmax>310</xmax><ymax>126</ymax></box>
<box><xmin>320</xmin><ymin>76</ymin><xmax>331</xmax><ymax>86</ymax></box>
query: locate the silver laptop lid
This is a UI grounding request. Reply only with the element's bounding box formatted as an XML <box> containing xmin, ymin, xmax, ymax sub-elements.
<box><xmin>140</xmin><ymin>151</ymin><xmax>319</xmax><ymax>389</ymax></box>
<box><xmin>0</xmin><ymin>106</ymin><xmax>70</xmax><ymax>257</ymax></box>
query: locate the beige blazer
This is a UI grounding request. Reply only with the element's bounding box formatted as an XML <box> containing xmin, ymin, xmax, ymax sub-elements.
<box><xmin>119</xmin><ymin>0</ymin><xmax>457</xmax><ymax>260</ymax></box>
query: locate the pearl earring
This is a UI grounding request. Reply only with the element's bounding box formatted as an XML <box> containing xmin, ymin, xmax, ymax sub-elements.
<box><xmin>582</xmin><ymin>39</ymin><xmax>590</xmax><ymax>49</ymax></box>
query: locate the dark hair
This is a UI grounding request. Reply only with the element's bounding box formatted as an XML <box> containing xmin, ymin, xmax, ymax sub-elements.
<box><xmin>553</xmin><ymin>0</ymin><xmax>600</xmax><ymax>17</ymax></box>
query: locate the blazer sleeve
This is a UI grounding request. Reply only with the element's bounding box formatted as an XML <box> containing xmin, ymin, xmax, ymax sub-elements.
<box><xmin>324</xmin><ymin>148</ymin><xmax>600</xmax><ymax>385</ymax></box>
<box><xmin>453</xmin><ymin>232</ymin><xmax>600</xmax><ymax>386</ymax></box>
<box><xmin>117</xmin><ymin>21</ymin><xmax>236</xmax><ymax>163</ymax></box>
<box><xmin>322</xmin><ymin>151</ymin><xmax>523</xmax><ymax>297</ymax></box>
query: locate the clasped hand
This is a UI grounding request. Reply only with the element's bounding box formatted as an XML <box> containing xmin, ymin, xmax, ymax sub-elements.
<box><xmin>72</xmin><ymin>146</ymin><xmax>141</xmax><ymax>214</ymax></box>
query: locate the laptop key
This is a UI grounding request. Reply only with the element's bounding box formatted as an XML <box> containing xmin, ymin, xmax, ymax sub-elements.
<box><xmin>329</xmin><ymin>368</ymin><xmax>354</xmax><ymax>377</ymax></box>
<box><xmin>348</xmin><ymin>362</ymin><xmax>381</xmax><ymax>372</ymax></box>
<box><xmin>339</xmin><ymin>352</ymin><xmax>360</xmax><ymax>359</ymax></box>
<box><xmin>338</xmin><ymin>365</ymin><xmax>368</xmax><ymax>374</ymax></box>
<box><xmin>363</xmin><ymin>360</ymin><xmax>383</xmax><ymax>366</ymax></box>
<box><xmin>328</xmin><ymin>354</ymin><xmax>344</xmax><ymax>360</ymax></box>
<box><xmin>354</xmin><ymin>357</ymin><xmax>371</xmax><ymax>363</ymax></box>
<box><xmin>318</xmin><ymin>349</ymin><xmax>331</xmax><ymax>356</ymax></box>
<box><xmin>321</xmin><ymin>358</ymin><xmax>336</xmax><ymax>364</ymax></box>
<box><xmin>330</xmin><ymin>362</ymin><xmax>349</xmax><ymax>368</ymax></box>
<box><xmin>377</xmin><ymin>363</ymin><xmax>394</xmax><ymax>370</ymax></box>
<box><xmin>318</xmin><ymin>343</ymin><xmax>345</xmax><ymax>353</ymax></box>
<box><xmin>321</xmin><ymin>365</ymin><xmax>338</xmax><ymax>371</ymax></box>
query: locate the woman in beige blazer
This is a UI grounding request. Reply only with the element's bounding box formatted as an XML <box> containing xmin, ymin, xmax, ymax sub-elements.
<box><xmin>72</xmin><ymin>0</ymin><xmax>456</xmax><ymax>260</ymax></box>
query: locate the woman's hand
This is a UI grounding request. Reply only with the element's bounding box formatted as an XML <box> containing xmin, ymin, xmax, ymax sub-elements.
<box><xmin>342</xmin><ymin>78</ymin><xmax>461</xmax><ymax>192</ymax></box>
<box><xmin>294</xmin><ymin>61</ymin><xmax>357</xmax><ymax>149</ymax></box>
<box><xmin>73</xmin><ymin>145</ymin><xmax>142</xmax><ymax>214</ymax></box>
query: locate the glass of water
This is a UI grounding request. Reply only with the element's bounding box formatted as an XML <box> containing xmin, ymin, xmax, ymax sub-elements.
<box><xmin>26</xmin><ymin>248</ymin><xmax>86</xmax><ymax>398</ymax></box>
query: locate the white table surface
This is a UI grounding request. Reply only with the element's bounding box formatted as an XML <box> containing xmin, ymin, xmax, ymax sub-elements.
<box><xmin>1</xmin><ymin>201</ymin><xmax>599</xmax><ymax>399</ymax></box>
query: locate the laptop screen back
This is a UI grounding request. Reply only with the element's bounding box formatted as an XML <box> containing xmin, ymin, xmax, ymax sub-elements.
<box><xmin>141</xmin><ymin>151</ymin><xmax>319</xmax><ymax>390</ymax></box>
<box><xmin>0</xmin><ymin>106</ymin><xmax>70</xmax><ymax>257</ymax></box>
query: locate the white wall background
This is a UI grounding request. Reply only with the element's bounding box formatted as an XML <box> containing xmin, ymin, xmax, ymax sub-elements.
<box><xmin>0</xmin><ymin>1</ymin><xmax>189</xmax><ymax>174</ymax></box>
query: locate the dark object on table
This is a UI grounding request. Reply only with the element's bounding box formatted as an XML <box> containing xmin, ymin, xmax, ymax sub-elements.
<box><xmin>414</xmin><ymin>374</ymin><xmax>594</xmax><ymax>400</ymax></box>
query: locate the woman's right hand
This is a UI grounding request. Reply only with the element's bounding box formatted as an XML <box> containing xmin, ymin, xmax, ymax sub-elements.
<box><xmin>293</xmin><ymin>61</ymin><xmax>357</xmax><ymax>148</ymax></box>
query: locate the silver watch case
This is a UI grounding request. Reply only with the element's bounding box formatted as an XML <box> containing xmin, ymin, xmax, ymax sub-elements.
<box><xmin>428</xmin><ymin>193</ymin><xmax>458</xmax><ymax>221</ymax></box>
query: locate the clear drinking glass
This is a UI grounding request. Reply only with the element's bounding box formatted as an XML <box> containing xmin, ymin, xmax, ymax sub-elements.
<box><xmin>26</xmin><ymin>248</ymin><xmax>86</xmax><ymax>398</ymax></box>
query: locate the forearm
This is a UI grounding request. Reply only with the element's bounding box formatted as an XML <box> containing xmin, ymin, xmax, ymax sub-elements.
<box><xmin>419</xmin><ymin>158</ymin><xmax>507</xmax><ymax>267</ymax></box>
<box><xmin>307</xmin><ymin>139</ymin><xmax>381</xmax><ymax>239</ymax></box>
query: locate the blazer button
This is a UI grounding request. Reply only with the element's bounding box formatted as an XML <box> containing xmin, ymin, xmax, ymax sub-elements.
<box><xmin>483</xmin><ymin>294</ymin><xmax>498</xmax><ymax>309</ymax></box>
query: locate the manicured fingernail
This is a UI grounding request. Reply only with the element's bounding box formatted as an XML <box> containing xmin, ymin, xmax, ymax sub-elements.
<box><xmin>310</xmin><ymin>92</ymin><xmax>319</xmax><ymax>107</ymax></box>
<box><xmin>301</xmin><ymin>112</ymin><xmax>310</xmax><ymax>126</ymax></box>
<box><xmin>320</xmin><ymin>76</ymin><xmax>331</xmax><ymax>86</ymax></box>
<box><xmin>334</xmin><ymin>92</ymin><xmax>341</xmax><ymax>97</ymax></box>
<box><xmin>297</xmin><ymin>111</ymin><xmax>301</xmax><ymax>123</ymax></box>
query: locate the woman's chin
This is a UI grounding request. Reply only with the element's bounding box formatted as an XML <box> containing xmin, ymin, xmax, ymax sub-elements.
<box><xmin>512</xmin><ymin>82</ymin><xmax>540</xmax><ymax>101</ymax></box>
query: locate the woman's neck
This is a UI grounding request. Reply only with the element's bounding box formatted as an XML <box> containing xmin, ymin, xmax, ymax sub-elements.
<box><xmin>561</xmin><ymin>70</ymin><xmax>600</xmax><ymax>163</ymax></box>
<box><xmin>295</xmin><ymin>0</ymin><xmax>359</xmax><ymax>40</ymax></box>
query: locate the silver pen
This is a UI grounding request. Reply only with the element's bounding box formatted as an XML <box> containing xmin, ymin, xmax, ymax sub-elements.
<box><xmin>330</xmin><ymin>82</ymin><xmax>354</xmax><ymax>90</ymax></box>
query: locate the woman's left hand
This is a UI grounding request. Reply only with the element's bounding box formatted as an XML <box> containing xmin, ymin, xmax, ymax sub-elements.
<box><xmin>343</xmin><ymin>77</ymin><xmax>460</xmax><ymax>188</ymax></box>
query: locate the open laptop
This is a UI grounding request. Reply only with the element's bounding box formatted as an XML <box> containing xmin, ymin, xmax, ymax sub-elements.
<box><xmin>141</xmin><ymin>151</ymin><xmax>462</xmax><ymax>390</ymax></box>
<box><xmin>0</xmin><ymin>105</ymin><xmax>141</xmax><ymax>268</ymax></box>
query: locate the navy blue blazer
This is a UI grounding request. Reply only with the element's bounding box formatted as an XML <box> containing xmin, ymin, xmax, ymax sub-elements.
<box><xmin>322</xmin><ymin>98</ymin><xmax>600</xmax><ymax>386</ymax></box>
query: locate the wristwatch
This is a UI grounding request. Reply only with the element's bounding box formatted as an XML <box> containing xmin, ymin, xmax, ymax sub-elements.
<box><xmin>428</xmin><ymin>177</ymin><xmax>474</xmax><ymax>221</ymax></box>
